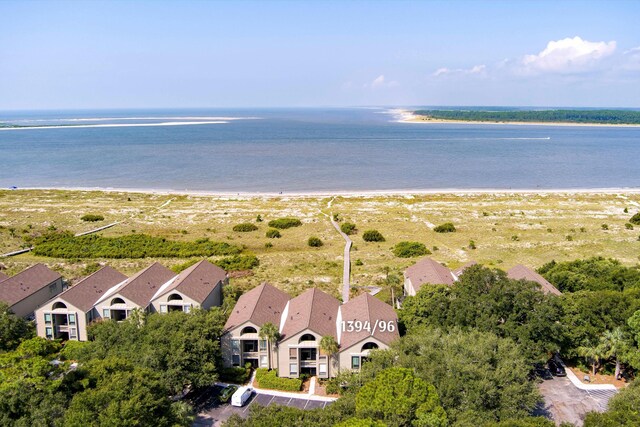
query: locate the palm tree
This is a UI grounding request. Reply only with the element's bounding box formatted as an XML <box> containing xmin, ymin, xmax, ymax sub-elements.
<box><xmin>599</xmin><ymin>327</ymin><xmax>628</xmax><ymax>380</ymax></box>
<box><xmin>320</xmin><ymin>335</ymin><xmax>339</xmax><ymax>377</ymax></box>
<box><xmin>259</xmin><ymin>322</ymin><xmax>280</xmax><ymax>370</ymax></box>
<box><xmin>577</xmin><ymin>341</ymin><xmax>606</xmax><ymax>377</ymax></box>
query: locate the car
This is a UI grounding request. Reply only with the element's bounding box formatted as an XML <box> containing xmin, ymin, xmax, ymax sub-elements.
<box><xmin>532</xmin><ymin>363</ymin><xmax>553</xmax><ymax>380</ymax></box>
<box><xmin>547</xmin><ymin>359</ymin><xmax>567</xmax><ymax>377</ymax></box>
<box><xmin>219</xmin><ymin>385</ymin><xmax>238</xmax><ymax>403</ymax></box>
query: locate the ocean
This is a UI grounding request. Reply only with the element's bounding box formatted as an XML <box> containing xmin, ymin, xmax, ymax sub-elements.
<box><xmin>0</xmin><ymin>108</ymin><xmax>639</xmax><ymax>192</ymax></box>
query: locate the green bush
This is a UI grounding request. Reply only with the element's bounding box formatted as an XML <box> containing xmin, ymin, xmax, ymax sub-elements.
<box><xmin>266</xmin><ymin>229</ymin><xmax>281</xmax><ymax>238</ymax></box>
<box><xmin>626</xmin><ymin>223</ymin><xmax>634</xmax><ymax>230</ymax></box>
<box><xmin>308</xmin><ymin>236</ymin><xmax>323</xmax><ymax>247</ymax></box>
<box><xmin>340</xmin><ymin>222</ymin><xmax>357</xmax><ymax>235</ymax></box>
<box><xmin>214</xmin><ymin>255</ymin><xmax>259</xmax><ymax>271</ymax></box>
<box><xmin>362</xmin><ymin>229</ymin><xmax>385</xmax><ymax>242</ymax></box>
<box><xmin>80</xmin><ymin>214</ymin><xmax>104</xmax><ymax>222</ymax></box>
<box><xmin>220</xmin><ymin>364</ymin><xmax>253</xmax><ymax>384</ymax></box>
<box><xmin>631</xmin><ymin>213</ymin><xmax>640</xmax><ymax>225</ymax></box>
<box><xmin>32</xmin><ymin>232</ymin><xmax>242</xmax><ymax>259</ymax></box>
<box><xmin>233</xmin><ymin>223</ymin><xmax>258</xmax><ymax>232</ymax></box>
<box><xmin>433</xmin><ymin>222</ymin><xmax>456</xmax><ymax>233</ymax></box>
<box><xmin>255</xmin><ymin>368</ymin><xmax>302</xmax><ymax>392</ymax></box>
<box><xmin>393</xmin><ymin>241</ymin><xmax>430</xmax><ymax>258</ymax></box>
<box><xmin>268</xmin><ymin>217</ymin><xmax>302</xmax><ymax>229</ymax></box>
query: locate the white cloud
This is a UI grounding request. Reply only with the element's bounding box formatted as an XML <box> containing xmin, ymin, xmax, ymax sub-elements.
<box><xmin>364</xmin><ymin>74</ymin><xmax>399</xmax><ymax>89</ymax></box>
<box><xmin>432</xmin><ymin>64</ymin><xmax>486</xmax><ymax>77</ymax></box>
<box><xmin>372</xmin><ymin>75</ymin><xmax>385</xmax><ymax>87</ymax></box>
<box><xmin>521</xmin><ymin>36</ymin><xmax>616</xmax><ymax>74</ymax></box>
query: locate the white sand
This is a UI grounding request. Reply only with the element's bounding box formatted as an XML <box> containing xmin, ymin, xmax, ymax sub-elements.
<box><xmin>0</xmin><ymin>121</ymin><xmax>229</xmax><ymax>131</ymax></box>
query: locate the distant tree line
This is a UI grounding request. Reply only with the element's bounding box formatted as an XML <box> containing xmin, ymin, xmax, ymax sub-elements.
<box><xmin>414</xmin><ymin>109</ymin><xmax>640</xmax><ymax>124</ymax></box>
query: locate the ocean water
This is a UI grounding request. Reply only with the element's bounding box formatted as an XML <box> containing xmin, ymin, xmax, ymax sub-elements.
<box><xmin>0</xmin><ymin>108</ymin><xmax>639</xmax><ymax>192</ymax></box>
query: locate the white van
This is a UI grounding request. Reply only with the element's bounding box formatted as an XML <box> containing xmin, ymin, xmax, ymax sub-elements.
<box><xmin>231</xmin><ymin>386</ymin><xmax>253</xmax><ymax>407</ymax></box>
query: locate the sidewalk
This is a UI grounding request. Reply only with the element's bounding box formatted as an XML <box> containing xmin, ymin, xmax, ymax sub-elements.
<box><xmin>219</xmin><ymin>372</ymin><xmax>337</xmax><ymax>402</ymax></box>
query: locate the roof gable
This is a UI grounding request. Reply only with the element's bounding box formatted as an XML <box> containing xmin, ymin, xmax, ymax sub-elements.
<box><xmin>404</xmin><ymin>257</ymin><xmax>455</xmax><ymax>293</ymax></box>
<box><xmin>224</xmin><ymin>283</ymin><xmax>290</xmax><ymax>330</ymax></box>
<box><xmin>154</xmin><ymin>260</ymin><xmax>226</xmax><ymax>304</ymax></box>
<box><xmin>281</xmin><ymin>288</ymin><xmax>340</xmax><ymax>340</ymax></box>
<box><xmin>113</xmin><ymin>262</ymin><xmax>176</xmax><ymax>307</ymax></box>
<box><xmin>55</xmin><ymin>266</ymin><xmax>128</xmax><ymax>312</ymax></box>
<box><xmin>0</xmin><ymin>264</ymin><xmax>62</xmax><ymax>306</ymax></box>
<box><xmin>507</xmin><ymin>264</ymin><xmax>562</xmax><ymax>296</ymax></box>
<box><xmin>339</xmin><ymin>293</ymin><xmax>399</xmax><ymax>349</ymax></box>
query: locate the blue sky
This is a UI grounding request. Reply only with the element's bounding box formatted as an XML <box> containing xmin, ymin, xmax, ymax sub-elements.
<box><xmin>1</xmin><ymin>0</ymin><xmax>639</xmax><ymax>109</ymax></box>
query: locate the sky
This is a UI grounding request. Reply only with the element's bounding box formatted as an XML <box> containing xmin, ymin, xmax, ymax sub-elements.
<box><xmin>1</xmin><ymin>0</ymin><xmax>639</xmax><ymax>109</ymax></box>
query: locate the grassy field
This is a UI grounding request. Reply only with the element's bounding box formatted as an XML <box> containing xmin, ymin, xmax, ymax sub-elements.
<box><xmin>1</xmin><ymin>189</ymin><xmax>639</xmax><ymax>300</ymax></box>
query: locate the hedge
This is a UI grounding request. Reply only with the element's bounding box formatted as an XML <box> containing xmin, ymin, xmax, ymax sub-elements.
<box><xmin>392</xmin><ymin>241</ymin><xmax>430</xmax><ymax>258</ymax></box>
<box><xmin>433</xmin><ymin>222</ymin><xmax>456</xmax><ymax>233</ymax></box>
<box><xmin>255</xmin><ymin>368</ymin><xmax>302</xmax><ymax>392</ymax></box>
<box><xmin>220</xmin><ymin>364</ymin><xmax>253</xmax><ymax>384</ymax></box>
<box><xmin>233</xmin><ymin>223</ymin><xmax>259</xmax><ymax>232</ymax></box>
<box><xmin>362</xmin><ymin>229</ymin><xmax>385</xmax><ymax>242</ymax></box>
<box><xmin>32</xmin><ymin>232</ymin><xmax>242</xmax><ymax>259</ymax></box>
<box><xmin>268</xmin><ymin>218</ymin><xmax>302</xmax><ymax>229</ymax></box>
<box><xmin>80</xmin><ymin>214</ymin><xmax>104</xmax><ymax>222</ymax></box>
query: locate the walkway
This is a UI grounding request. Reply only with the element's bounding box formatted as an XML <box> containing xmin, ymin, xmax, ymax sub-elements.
<box><xmin>319</xmin><ymin>196</ymin><xmax>352</xmax><ymax>302</ymax></box>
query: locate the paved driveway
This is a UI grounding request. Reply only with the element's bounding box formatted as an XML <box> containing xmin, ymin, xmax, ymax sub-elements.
<box><xmin>535</xmin><ymin>377</ymin><xmax>618</xmax><ymax>426</ymax></box>
<box><xmin>192</xmin><ymin>389</ymin><xmax>331</xmax><ymax>427</ymax></box>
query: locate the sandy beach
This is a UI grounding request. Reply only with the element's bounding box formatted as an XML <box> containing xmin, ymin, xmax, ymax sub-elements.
<box><xmin>14</xmin><ymin>185</ymin><xmax>640</xmax><ymax>198</ymax></box>
<box><xmin>391</xmin><ymin>109</ymin><xmax>640</xmax><ymax>128</ymax></box>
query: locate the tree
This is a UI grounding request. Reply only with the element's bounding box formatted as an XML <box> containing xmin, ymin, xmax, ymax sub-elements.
<box><xmin>577</xmin><ymin>342</ymin><xmax>606</xmax><ymax>377</ymax></box>
<box><xmin>0</xmin><ymin>302</ymin><xmax>35</xmax><ymax>352</ymax></box>
<box><xmin>584</xmin><ymin>379</ymin><xmax>640</xmax><ymax>426</ymax></box>
<box><xmin>320</xmin><ymin>335</ymin><xmax>339</xmax><ymax>377</ymax></box>
<box><xmin>259</xmin><ymin>322</ymin><xmax>280</xmax><ymax>370</ymax></box>
<box><xmin>355</xmin><ymin>367</ymin><xmax>447</xmax><ymax>427</ymax></box>
<box><xmin>598</xmin><ymin>328</ymin><xmax>628</xmax><ymax>379</ymax></box>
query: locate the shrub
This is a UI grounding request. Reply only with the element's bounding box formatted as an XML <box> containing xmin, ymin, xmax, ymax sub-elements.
<box><xmin>233</xmin><ymin>223</ymin><xmax>258</xmax><ymax>232</ymax></box>
<box><xmin>393</xmin><ymin>241</ymin><xmax>430</xmax><ymax>258</ymax></box>
<box><xmin>355</xmin><ymin>259</ymin><xmax>363</xmax><ymax>266</ymax></box>
<box><xmin>630</xmin><ymin>213</ymin><xmax>640</xmax><ymax>225</ymax></box>
<box><xmin>266</xmin><ymin>229</ymin><xmax>281</xmax><ymax>239</ymax></box>
<box><xmin>468</xmin><ymin>240</ymin><xmax>477</xmax><ymax>250</ymax></box>
<box><xmin>80</xmin><ymin>214</ymin><xmax>104</xmax><ymax>222</ymax></box>
<box><xmin>308</xmin><ymin>237</ymin><xmax>323</xmax><ymax>247</ymax></box>
<box><xmin>340</xmin><ymin>222</ymin><xmax>357</xmax><ymax>235</ymax></box>
<box><xmin>264</xmin><ymin>242</ymin><xmax>273</xmax><ymax>249</ymax></box>
<box><xmin>255</xmin><ymin>368</ymin><xmax>302</xmax><ymax>391</ymax></box>
<box><xmin>32</xmin><ymin>232</ymin><xmax>242</xmax><ymax>259</ymax></box>
<box><xmin>601</xmin><ymin>224</ymin><xmax>609</xmax><ymax>230</ymax></box>
<box><xmin>362</xmin><ymin>229</ymin><xmax>385</xmax><ymax>242</ymax></box>
<box><xmin>268</xmin><ymin>217</ymin><xmax>302</xmax><ymax>229</ymax></box>
<box><xmin>625</xmin><ymin>223</ymin><xmax>634</xmax><ymax>230</ymax></box>
<box><xmin>220</xmin><ymin>364</ymin><xmax>252</xmax><ymax>384</ymax></box>
<box><xmin>433</xmin><ymin>222</ymin><xmax>456</xmax><ymax>233</ymax></box>
<box><xmin>214</xmin><ymin>255</ymin><xmax>259</xmax><ymax>271</ymax></box>
<box><xmin>256</xmin><ymin>214</ymin><xmax>263</xmax><ymax>222</ymax></box>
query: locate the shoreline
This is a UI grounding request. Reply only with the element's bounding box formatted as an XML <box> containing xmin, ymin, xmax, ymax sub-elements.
<box><xmin>390</xmin><ymin>109</ymin><xmax>640</xmax><ymax>128</ymax></box>
<box><xmin>7</xmin><ymin>186</ymin><xmax>640</xmax><ymax>198</ymax></box>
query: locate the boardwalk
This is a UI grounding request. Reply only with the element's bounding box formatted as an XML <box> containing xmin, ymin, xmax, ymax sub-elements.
<box><xmin>329</xmin><ymin>213</ymin><xmax>352</xmax><ymax>302</ymax></box>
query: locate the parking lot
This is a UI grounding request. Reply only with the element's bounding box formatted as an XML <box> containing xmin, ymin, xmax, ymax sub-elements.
<box><xmin>192</xmin><ymin>386</ymin><xmax>331</xmax><ymax>427</ymax></box>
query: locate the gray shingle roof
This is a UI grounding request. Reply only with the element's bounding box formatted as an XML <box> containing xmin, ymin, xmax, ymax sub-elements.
<box><xmin>155</xmin><ymin>260</ymin><xmax>226</xmax><ymax>304</ymax></box>
<box><xmin>0</xmin><ymin>264</ymin><xmax>62</xmax><ymax>306</ymax></box>
<box><xmin>281</xmin><ymin>288</ymin><xmax>340</xmax><ymax>340</ymax></box>
<box><xmin>55</xmin><ymin>266</ymin><xmax>128</xmax><ymax>312</ymax></box>
<box><xmin>404</xmin><ymin>257</ymin><xmax>456</xmax><ymax>293</ymax></box>
<box><xmin>507</xmin><ymin>264</ymin><xmax>562</xmax><ymax>296</ymax></box>
<box><xmin>224</xmin><ymin>283</ymin><xmax>290</xmax><ymax>330</ymax></box>
<box><xmin>115</xmin><ymin>262</ymin><xmax>176</xmax><ymax>307</ymax></box>
<box><xmin>339</xmin><ymin>293</ymin><xmax>399</xmax><ymax>349</ymax></box>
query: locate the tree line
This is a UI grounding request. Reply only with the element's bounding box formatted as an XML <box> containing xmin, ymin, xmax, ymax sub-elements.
<box><xmin>414</xmin><ymin>109</ymin><xmax>640</xmax><ymax>124</ymax></box>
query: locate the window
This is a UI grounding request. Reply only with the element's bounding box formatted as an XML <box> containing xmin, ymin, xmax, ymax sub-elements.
<box><xmin>232</xmin><ymin>355</ymin><xmax>240</xmax><ymax>366</ymax></box>
<box><xmin>183</xmin><ymin>305</ymin><xmax>191</xmax><ymax>313</ymax></box>
<box><xmin>259</xmin><ymin>339</ymin><xmax>267</xmax><ymax>351</ymax></box>
<box><xmin>289</xmin><ymin>348</ymin><xmax>297</xmax><ymax>360</ymax></box>
<box><xmin>241</xmin><ymin>326</ymin><xmax>257</xmax><ymax>335</ymax></box>
<box><xmin>68</xmin><ymin>314</ymin><xmax>76</xmax><ymax>325</ymax></box>
<box><xmin>110</xmin><ymin>297</ymin><xmax>125</xmax><ymax>305</ymax></box>
<box><xmin>52</xmin><ymin>301</ymin><xmax>67</xmax><ymax>310</ymax></box>
<box><xmin>319</xmin><ymin>363</ymin><xmax>327</xmax><ymax>375</ymax></box>
<box><xmin>260</xmin><ymin>355</ymin><xmax>268</xmax><ymax>367</ymax></box>
<box><xmin>45</xmin><ymin>327</ymin><xmax>53</xmax><ymax>338</ymax></box>
<box><xmin>299</xmin><ymin>333</ymin><xmax>316</xmax><ymax>343</ymax></box>
<box><xmin>290</xmin><ymin>363</ymin><xmax>298</xmax><ymax>375</ymax></box>
<box><xmin>102</xmin><ymin>308</ymin><xmax>110</xmax><ymax>318</ymax></box>
<box><xmin>49</xmin><ymin>283</ymin><xmax>58</xmax><ymax>293</ymax></box>
<box><xmin>69</xmin><ymin>328</ymin><xmax>77</xmax><ymax>339</ymax></box>
<box><xmin>231</xmin><ymin>340</ymin><xmax>240</xmax><ymax>352</ymax></box>
<box><xmin>351</xmin><ymin>356</ymin><xmax>360</xmax><ymax>370</ymax></box>
<box><xmin>168</xmin><ymin>293</ymin><xmax>183</xmax><ymax>301</ymax></box>
<box><xmin>44</xmin><ymin>313</ymin><xmax>52</xmax><ymax>324</ymax></box>
<box><xmin>361</xmin><ymin>342</ymin><xmax>378</xmax><ymax>351</ymax></box>
<box><xmin>160</xmin><ymin>304</ymin><xmax>167</xmax><ymax>313</ymax></box>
